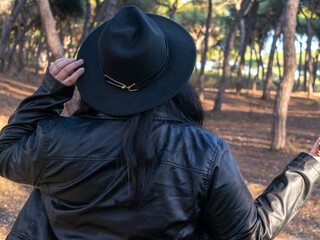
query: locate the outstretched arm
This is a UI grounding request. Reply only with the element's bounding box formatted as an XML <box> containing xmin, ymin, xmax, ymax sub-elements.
<box><xmin>204</xmin><ymin>139</ymin><xmax>320</xmax><ymax>240</ymax></box>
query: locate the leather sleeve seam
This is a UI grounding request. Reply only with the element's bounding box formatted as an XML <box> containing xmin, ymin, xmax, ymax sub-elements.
<box><xmin>297</xmin><ymin>155</ymin><xmax>320</xmax><ymax>176</ymax></box>
<box><xmin>202</xmin><ymin>138</ymin><xmax>224</xmax><ymax>197</ymax></box>
<box><xmin>7</xmin><ymin>231</ymin><xmax>32</xmax><ymax>240</ymax></box>
<box><xmin>49</xmin><ymin>156</ymin><xmax>119</xmax><ymax>162</ymax></box>
<box><xmin>35</xmin><ymin>120</ymin><xmax>48</xmax><ymax>187</ymax></box>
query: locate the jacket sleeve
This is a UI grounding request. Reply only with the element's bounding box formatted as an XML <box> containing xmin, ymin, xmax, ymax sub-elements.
<box><xmin>203</xmin><ymin>141</ymin><xmax>320</xmax><ymax>240</ymax></box>
<box><xmin>0</xmin><ymin>69</ymin><xmax>74</xmax><ymax>186</ymax></box>
<box><xmin>6</xmin><ymin>188</ymin><xmax>56</xmax><ymax>240</ymax></box>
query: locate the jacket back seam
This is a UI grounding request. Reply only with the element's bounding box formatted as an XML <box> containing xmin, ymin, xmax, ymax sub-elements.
<box><xmin>160</xmin><ymin>161</ymin><xmax>208</xmax><ymax>174</ymax></box>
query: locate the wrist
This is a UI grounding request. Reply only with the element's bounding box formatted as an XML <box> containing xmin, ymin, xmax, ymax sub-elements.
<box><xmin>43</xmin><ymin>67</ymin><xmax>75</xmax><ymax>96</ymax></box>
<box><xmin>308</xmin><ymin>153</ymin><xmax>320</xmax><ymax>163</ymax></box>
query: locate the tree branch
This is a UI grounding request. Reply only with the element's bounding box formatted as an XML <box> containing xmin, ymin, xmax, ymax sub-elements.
<box><xmin>299</xmin><ymin>7</ymin><xmax>308</xmax><ymax>19</ymax></box>
<box><xmin>154</xmin><ymin>0</ymin><xmax>171</xmax><ymax>9</ymax></box>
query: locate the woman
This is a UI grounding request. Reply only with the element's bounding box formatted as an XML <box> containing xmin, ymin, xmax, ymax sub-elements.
<box><xmin>1</xmin><ymin>5</ymin><xmax>320</xmax><ymax>240</ymax></box>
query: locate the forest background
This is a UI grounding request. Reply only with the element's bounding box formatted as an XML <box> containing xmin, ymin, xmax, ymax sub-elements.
<box><xmin>0</xmin><ymin>0</ymin><xmax>320</xmax><ymax>239</ymax></box>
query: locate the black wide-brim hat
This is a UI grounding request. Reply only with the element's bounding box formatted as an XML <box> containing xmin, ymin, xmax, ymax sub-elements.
<box><xmin>76</xmin><ymin>5</ymin><xmax>196</xmax><ymax>116</ymax></box>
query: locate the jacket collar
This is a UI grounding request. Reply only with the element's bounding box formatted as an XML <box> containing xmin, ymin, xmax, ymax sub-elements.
<box><xmin>80</xmin><ymin>111</ymin><xmax>184</xmax><ymax>123</ymax></box>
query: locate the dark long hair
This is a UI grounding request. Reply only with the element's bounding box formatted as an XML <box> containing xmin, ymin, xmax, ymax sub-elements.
<box><xmin>74</xmin><ymin>82</ymin><xmax>204</xmax><ymax>208</ymax></box>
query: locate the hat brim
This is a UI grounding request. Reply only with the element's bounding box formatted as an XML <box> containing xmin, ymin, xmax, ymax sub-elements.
<box><xmin>76</xmin><ymin>13</ymin><xmax>196</xmax><ymax>116</ymax></box>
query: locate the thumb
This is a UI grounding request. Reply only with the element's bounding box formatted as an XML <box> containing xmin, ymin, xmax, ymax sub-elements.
<box><xmin>309</xmin><ymin>137</ymin><xmax>320</xmax><ymax>157</ymax></box>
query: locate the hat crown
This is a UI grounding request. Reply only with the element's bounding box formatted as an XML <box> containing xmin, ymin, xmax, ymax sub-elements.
<box><xmin>77</xmin><ymin>5</ymin><xmax>196</xmax><ymax>116</ymax></box>
<box><xmin>98</xmin><ymin>6</ymin><xmax>168</xmax><ymax>88</ymax></box>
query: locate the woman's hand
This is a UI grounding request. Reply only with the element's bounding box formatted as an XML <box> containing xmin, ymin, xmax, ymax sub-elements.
<box><xmin>309</xmin><ymin>137</ymin><xmax>320</xmax><ymax>162</ymax></box>
<box><xmin>49</xmin><ymin>58</ymin><xmax>84</xmax><ymax>86</ymax></box>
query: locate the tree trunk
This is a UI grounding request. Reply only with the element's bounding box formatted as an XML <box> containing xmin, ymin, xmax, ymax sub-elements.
<box><xmin>271</xmin><ymin>0</ymin><xmax>299</xmax><ymax>151</ymax></box>
<box><xmin>258</xmin><ymin>39</ymin><xmax>265</xmax><ymax>81</ymax></box>
<box><xmin>252</xmin><ymin>46</ymin><xmax>260</xmax><ymax>92</ymax></box>
<box><xmin>6</xmin><ymin>22</ymin><xmax>19</xmax><ymax>72</ymax></box>
<box><xmin>6</xmin><ymin>12</ymin><xmax>36</xmax><ymax>72</ymax></box>
<box><xmin>35</xmin><ymin>0</ymin><xmax>64</xmax><ymax>60</ymax></box>
<box><xmin>17</xmin><ymin>34</ymin><xmax>26</xmax><ymax>72</ymax></box>
<box><xmin>297</xmin><ymin>41</ymin><xmax>303</xmax><ymax>90</ymax></box>
<box><xmin>312</xmin><ymin>50</ymin><xmax>320</xmax><ymax>90</ymax></box>
<box><xmin>300</xmin><ymin>7</ymin><xmax>315</xmax><ymax>97</ymax></box>
<box><xmin>17</xmin><ymin>11</ymin><xmax>34</xmax><ymax>72</ymax></box>
<box><xmin>155</xmin><ymin>0</ymin><xmax>178</xmax><ymax>20</ymax></box>
<box><xmin>213</xmin><ymin>0</ymin><xmax>251</xmax><ymax>111</ymax></box>
<box><xmin>197</xmin><ymin>40</ymin><xmax>204</xmax><ymax>91</ymax></box>
<box><xmin>74</xmin><ymin>0</ymin><xmax>92</xmax><ymax>56</ymax></box>
<box><xmin>236</xmin><ymin>0</ymin><xmax>259</xmax><ymax>95</ymax></box>
<box><xmin>0</xmin><ymin>0</ymin><xmax>26</xmax><ymax>71</ymax></box>
<box><xmin>262</xmin><ymin>7</ymin><xmax>285</xmax><ymax>100</ymax></box>
<box><xmin>306</xmin><ymin>18</ymin><xmax>314</xmax><ymax>98</ymax></box>
<box><xmin>235</xmin><ymin>18</ymin><xmax>246</xmax><ymax>96</ymax></box>
<box><xmin>169</xmin><ymin>0</ymin><xmax>178</xmax><ymax>20</ymax></box>
<box><xmin>218</xmin><ymin>49</ymin><xmax>222</xmax><ymax>77</ymax></box>
<box><xmin>45</xmin><ymin>40</ymin><xmax>51</xmax><ymax>65</ymax></box>
<box><xmin>17</xmin><ymin>13</ymin><xmax>26</xmax><ymax>72</ymax></box>
<box><xmin>35</xmin><ymin>31</ymin><xmax>44</xmax><ymax>75</ymax></box>
<box><xmin>248</xmin><ymin>42</ymin><xmax>253</xmax><ymax>82</ymax></box>
<box><xmin>198</xmin><ymin>0</ymin><xmax>212</xmax><ymax>100</ymax></box>
<box><xmin>68</xmin><ymin>20</ymin><xmax>74</xmax><ymax>58</ymax></box>
<box><xmin>36</xmin><ymin>0</ymin><xmax>78</xmax><ymax>115</ymax></box>
<box><xmin>303</xmin><ymin>49</ymin><xmax>307</xmax><ymax>91</ymax></box>
<box><xmin>26</xmin><ymin>30</ymin><xmax>36</xmax><ymax>64</ymax></box>
<box><xmin>231</xmin><ymin>54</ymin><xmax>240</xmax><ymax>72</ymax></box>
<box><xmin>276</xmin><ymin>45</ymin><xmax>283</xmax><ymax>81</ymax></box>
<box><xmin>88</xmin><ymin>0</ymin><xmax>109</xmax><ymax>33</ymax></box>
<box><xmin>104</xmin><ymin>0</ymin><xmax>118</xmax><ymax>21</ymax></box>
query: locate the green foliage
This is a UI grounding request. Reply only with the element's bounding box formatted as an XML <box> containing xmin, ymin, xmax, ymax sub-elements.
<box><xmin>2</xmin><ymin>0</ymin><xmax>319</xmax><ymax>96</ymax></box>
<box><xmin>118</xmin><ymin>0</ymin><xmax>156</xmax><ymax>13</ymax></box>
<box><xmin>300</xmin><ymin>0</ymin><xmax>320</xmax><ymax>15</ymax></box>
<box><xmin>176</xmin><ymin>0</ymin><xmax>232</xmax><ymax>54</ymax></box>
<box><xmin>297</xmin><ymin>2</ymin><xmax>320</xmax><ymax>41</ymax></box>
<box><xmin>254</xmin><ymin>0</ymin><xmax>285</xmax><ymax>42</ymax></box>
<box><xmin>312</xmin><ymin>18</ymin><xmax>320</xmax><ymax>39</ymax></box>
<box><xmin>190</xmin><ymin>71</ymin><xmax>220</xmax><ymax>88</ymax></box>
<box><xmin>175</xmin><ymin>3</ymin><xmax>207</xmax><ymax>27</ymax></box>
<box><xmin>257</xmin><ymin>0</ymin><xmax>285</xmax><ymax>17</ymax></box>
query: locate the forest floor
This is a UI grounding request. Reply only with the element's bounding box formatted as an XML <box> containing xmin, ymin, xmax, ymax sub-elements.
<box><xmin>0</xmin><ymin>69</ymin><xmax>320</xmax><ymax>240</ymax></box>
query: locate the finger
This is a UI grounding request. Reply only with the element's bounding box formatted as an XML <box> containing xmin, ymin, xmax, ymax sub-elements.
<box><xmin>309</xmin><ymin>137</ymin><xmax>320</xmax><ymax>156</ymax></box>
<box><xmin>50</xmin><ymin>58</ymin><xmax>76</xmax><ymax>77</ymax></box>
<box><xmin>49</xmin><ymin>58</ymin><xmax>68</xmax><ymax>71</ymax></box>
<box><xmin>61</xmin><ymin>67</ymin><xmax>85</xmax><ymax>86</ymax></box>
<box><xmin>50</xmin><ymin>58</ymin><xmax>74</xmax><ymax>76</ymax></box>
<box><xmin>66</xmin><ymin>70</ymin><xmax>75</xmax><ymax>78</ymax></box>
<box><xmin>49</xmin><ymin>58</ymin><xmax>65</xmax><ymax>72</ymax></box>
<box><xmin>55</xmin><ymin>59</ymin><xmax>84</xmax><ymax>81</ymax></box>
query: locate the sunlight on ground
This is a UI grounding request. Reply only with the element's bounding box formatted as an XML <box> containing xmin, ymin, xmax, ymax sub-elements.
<box><xmin>202</xmin><ymin>88</ymin><xmax>320</xmax><ymax>118</ymax></box>
<box><xmin>0</xmin><ymin>76</ymin><xmax>37</xmax><ymax>92</ymax></box>
<box><xmin>247</xmin><ymin>181</ymin><xmax>265</xmax><ymax>199</ymax></box>
<box><xmin>275</xmin><ymin>234</ymin><xmax>299</xmax><ymax>240</ymax></box>
<box><xmin>223</xmin><ymin>135</ymin><xmax>271</xmax><ymax>150</ymax></box>
<box><xmin>0</xmin><ymin>77</ymin><xmax>36</xmax><ymax>100</ymax></box>
<box><xmin>0</xmin><ymin>115</ymin><xmax>8</xmax><ymax>130</ymax></box>
<box><xmin>0</xmin><ymin>177</ymin><xmax>31</xmax><ymax>240</ymax></box>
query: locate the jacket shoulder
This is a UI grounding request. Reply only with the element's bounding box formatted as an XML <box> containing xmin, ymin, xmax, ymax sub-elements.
<box><xmin>155</xmin><ymin>122</ymin><xmax>228</xmax><ymax>174</ymax></box>
<box><xmin>40</xmin><ymin>116</ymin><xmax>126</xmax><ymax>159</ymax></box>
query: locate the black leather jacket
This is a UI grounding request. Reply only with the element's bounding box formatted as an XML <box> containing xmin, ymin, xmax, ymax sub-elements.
<box><xmin>1</xmin><ymin>71</ymin><xmax>320</xmax><ymax>240</ymax></box>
